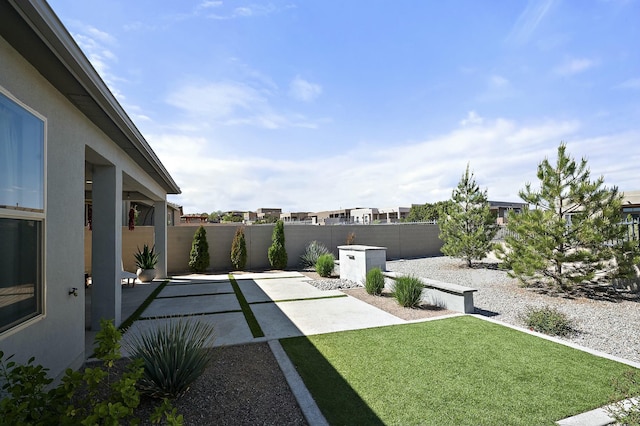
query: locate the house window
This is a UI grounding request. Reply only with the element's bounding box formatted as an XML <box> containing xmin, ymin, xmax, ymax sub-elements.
<box><xmin>0</xmin><ymin>90</ymin><xmax>45</xmax><ymax>334</ymax></box>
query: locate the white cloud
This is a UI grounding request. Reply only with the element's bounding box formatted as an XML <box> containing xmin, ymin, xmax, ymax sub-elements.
<box><xmin>198</xmin><ymin>1</ymin><xmax>223</xmax><ymax>9</ymax></box>
<box><xmin>156</xmin><ymin>114</ymin><xmax>623</xmax><ymax>214</ymax></box>
<box><xmin>615</xmin><ymin>77</ymin><xmax>640</xmax><ymax>90</ymax></box>
<box><xmin>166</xmin><ymin>80</ymin><xmax>319</xmax><ymax>129</ymax></box>
<box><xmin>478</xmin><ymin>74</ymin><xmax>517</xmax><ymax>102</ymax></box>
<box><xmin>289</xmin><ymin>76</ymin><xmax>323</xmax><ymax>102</ymax></box>
<box><xmin>506</xmin><ymin>0</ymin><xmax>556</xmax><ymax>45</ymax></box>
<box><xmin>205</xmin><ymin>3</ymin><xmax>279</xmax><ymax>20</ymax></box>
<box><xmin>554</xmin><ymin>58</ymin><xmax>595</xmax><ymax>76</ymax></box>
<box><xmin>460</xmin><ymin>111</ymin><xmax>484</xmax><ymax>126</ymax></box>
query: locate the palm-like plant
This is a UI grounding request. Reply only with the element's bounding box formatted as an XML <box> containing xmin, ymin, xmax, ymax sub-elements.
<box><xmin>134</xmin><ymin>244</ymin><xmax>158</xmax><ymax>270</ymax></box>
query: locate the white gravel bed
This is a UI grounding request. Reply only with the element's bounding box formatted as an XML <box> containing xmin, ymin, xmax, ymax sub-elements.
<box><xmin>386</xmin><ymin>256</ymin><xmax>640</xmax><ymax>364</ymax></box>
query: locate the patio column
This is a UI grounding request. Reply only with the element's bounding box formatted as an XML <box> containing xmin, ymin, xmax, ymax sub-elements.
<box><xmin>91</xmin><ymin>165</ymin><xmax>122</xmax><ymax>329</ymax></box>
<box><xmin>154</xmin><ymin>199</ymin><xmax>168</xmax><ymax>279</ymax></box>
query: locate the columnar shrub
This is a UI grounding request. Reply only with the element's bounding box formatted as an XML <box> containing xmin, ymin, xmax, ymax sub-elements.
<box><xmin>230</xmin><ymin>226</ymin><xmax>247</xmax><ymax>270</ymax></box>
<box><xmin>268</xmin><ymin>220</ymin><xmax>288</xmax><ymax>269</ymax></box>
<box><xmin>519</xmin><ymin>305</ymin><xmax>574</xmax><ymax>336</ymax></box>
<box><xmin>393</xmin><ymin>276</ymin><xmax>423</xmax><ymax>308</ymax></box>
<box><xmin>300</xmin><ymin>240</ymin><xmax>330</xmax><ymax>268</ymax></box>
<box><xmin>189</xmin><ymin>225</ymin><xmax>210</xmax><ymax>272</ymax></box>
<box><xmin>365</xmin><ymin>268</ymin><xmax>385</xmax><ymax>295</ymax></box>
<box><xmin>316</xmin><ymin>253</ymin><xmax>335</xmax><ymax>277</ymax></box>
<box><xmin>124</xmin><ymin>319</ymin><xmax>215</xmax><ymax>398</ymax></box>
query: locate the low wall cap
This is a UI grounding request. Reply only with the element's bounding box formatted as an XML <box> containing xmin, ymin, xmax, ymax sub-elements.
<box><xmin>337</xmin><ymin>245</ymin><xmax>387</xmax><ymax>251</ymax></box>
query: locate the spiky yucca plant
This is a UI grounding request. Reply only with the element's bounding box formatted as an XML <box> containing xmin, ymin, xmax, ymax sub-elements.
<box><xmin>300</xmin><ymin>240</ymin><xmax>330</xmax><ymax>268</ymax></box>
<box><xmin>124</xmin><ymin>319</ymin><xmax>215</xmax><ymax>398</ymax></box>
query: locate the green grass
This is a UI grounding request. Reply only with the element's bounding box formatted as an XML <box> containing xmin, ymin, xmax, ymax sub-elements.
<box><xmin>281</xmin><ymin>316</ymin><xmax>636</xmax><ymax>426</ymax></box>
<box><xmin>228</xmin><ymin>274</ymin><xmax>264</xmax><ymax>338</ymax></box>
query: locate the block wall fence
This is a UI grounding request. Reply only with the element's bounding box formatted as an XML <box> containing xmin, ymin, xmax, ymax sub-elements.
<box><xmin>84</xmin><ymin>223</ymin><xmax>443</xmax><ymax>275</ymax></box>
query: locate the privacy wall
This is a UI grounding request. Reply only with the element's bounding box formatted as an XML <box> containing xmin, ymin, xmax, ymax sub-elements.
<box><xmin>86</xmin><ymin>223</ymin><xmax>443</xmax><ymax>274</ymax></box>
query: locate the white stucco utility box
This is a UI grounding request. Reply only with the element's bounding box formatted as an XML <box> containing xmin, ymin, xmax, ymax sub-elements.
<box><xmin>338</xmin><ymin>245</ymin><xmax>387</xmax><ymax>284</ymax></box>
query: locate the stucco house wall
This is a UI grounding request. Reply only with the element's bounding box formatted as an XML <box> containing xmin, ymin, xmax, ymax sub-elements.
<box><xmin>0</xmin><ymin>1</ymin><xmax>179</xmax><ymax>381</ymax></box>
<box><xmin>0</xmin><ymin>35</ymin><xmax>93</xmax><ymax>377</ymax></box>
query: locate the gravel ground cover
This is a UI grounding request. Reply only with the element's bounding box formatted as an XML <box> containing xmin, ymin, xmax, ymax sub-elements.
<box><xmin>384</xmin><ymin>256</ymin><xmax>640</xmax><ymax>364</ymax></box>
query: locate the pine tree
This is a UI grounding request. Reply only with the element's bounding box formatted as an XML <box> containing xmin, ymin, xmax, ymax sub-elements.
<box><xmin>497</xmin><ymin>143</ymin><xmax>636</xmax><ymax>292</ymax></box>
<box><xmin>189</xmin><ymin>225</ymin><xmax>210</xmax><ymax>272</ymax></box>
<box><xmin>439</xmin><ymin>164</ymin><xmax>497</xmax><ymax>267</ymax></box>
<box><xmin>268</xmin><ymin>220</ymin><xmax>288</xmax><ymax>269</ymax></box>
<box><xmin>230</xmin><ymin>226</ymin><xmax>247</xmax><ymax>271</ymax></box>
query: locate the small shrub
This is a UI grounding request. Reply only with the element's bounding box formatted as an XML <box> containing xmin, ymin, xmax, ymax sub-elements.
<box><xmin>520</xmin><ymin>305</ymin><xmax>574</xmax><ymax>336</ymax></box>
<box><xmin>230</xmin><ymin>226</ymin><xmax>247</xmax><ymax>270</ymax></box>
<box><xmin>608</xmin><ymin>369</ymin><xmax>640</xmax><ymax>425</ymax></box>
<box><xmin>189</xmin><ymin>225</ymin><xmax>210</xmax><ymax>272</ymax></box>
<box><xmin>393</xmin><ymin>276</ymin><xmax>423</xmax><ymax>308</ymax></box>
<box><xmin>268</xmin><ymin>220</ymin><xmax>288</xmax><ymax>269</ymax></box>
<box><xmin>300</xmin><ymin>240</ymin><xmax>330</xmax><ymax>268</ymax></box>
<box><xmin>316</xmin><ymin>253</ymin><xmax>335</xmax><ymax>277</ymax></box>
<box><xmin>365</xmin><ymin>268</ymin><xmax>385</xmax><ymax>295</ymax></box>
<box><xmin>124</xmin><ymin>319</ymin><xmax>215</xmax><ymax>399</ymax></box>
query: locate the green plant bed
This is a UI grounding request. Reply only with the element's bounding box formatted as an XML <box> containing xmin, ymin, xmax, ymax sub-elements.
<box><xmin>281</xmin><ymin>316</ymin><xmax>636</xmax><ymax>426</ymax></box>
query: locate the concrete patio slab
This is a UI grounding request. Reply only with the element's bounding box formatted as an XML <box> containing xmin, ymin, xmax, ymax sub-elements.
<box><xmin>141</xmin><ymin>294</ymin><xmax>240</xmax><ymax>318</ymax></box>
<box><xmin>242</xmin><ymin>277</ymin><xmax>344</xmax><ymax>303</ymax></box>
<box><xmin>252</xmin><ymin>296</ymin><xmax>405</xmax><ymax>338</ymax></box>
<box><xmin>160</xmin><ymin>281</ymin><xmax>233</xmax><ymax>298</ymax></box>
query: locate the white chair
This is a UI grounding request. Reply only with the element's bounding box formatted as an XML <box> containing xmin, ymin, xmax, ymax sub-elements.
<box><xmin>121</xmin><ymin>260</ymin><xmax>137</xmax><ymax>287</ymax></box>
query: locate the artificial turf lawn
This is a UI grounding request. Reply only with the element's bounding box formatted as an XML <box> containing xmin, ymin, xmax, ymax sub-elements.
<box><xmin>280</xmin><ymin>315</ymin><xmax>636</xmax><ymax>426</ymax></box>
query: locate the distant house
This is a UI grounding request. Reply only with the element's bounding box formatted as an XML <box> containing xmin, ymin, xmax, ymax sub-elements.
<box><xmin>181</xmin><ymin>213</ymin><xmax>209</xmax><ymax>224</ymax></box>
<box><xmin>351</xmin><ymin>207</ymin><xmax>410</xmax><ymax>224</ymax></box>
<box><xmin>489</xmin><ymin>201</ymin><xmax>528</xmax><ymax>224</ymax></box>
<box><xmin>256</xmin><ymin>207</ymin><xmax>282</xmax><ymax>220</ymax></box>
<box><xmin>622</xmin><ymin>190</ymin><xmax>640</xmax><ymax>220</ymax></box>
<box><xmin>309</xmin><ymin>208</ymin><xmax>353</xmax><ymax>225</ymax></box>
<box><xmin>243</xmin><ymin>211</ymin><xmax>258</xmax><ymax>222</ymax></box>
<box><xmin>0</xmin><ymin>1</ymin><xmax>180</xmax><ymax>381</ymax></box>
<box><xmin>280</xmin><ymin>211</ymin><xmax>309</xmax><ymax>222</ymax></box>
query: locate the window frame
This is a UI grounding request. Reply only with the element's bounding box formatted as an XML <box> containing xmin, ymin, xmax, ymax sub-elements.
<box><xmin>0</xmin><ymin>86</ymin><xmax>47</xmax><ymax>337</ymax></box>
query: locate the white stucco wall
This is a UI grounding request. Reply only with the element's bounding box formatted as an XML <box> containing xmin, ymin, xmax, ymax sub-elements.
<box><xmin>0</xmin><ymin>35</ymin><xmax>168</xmax><ymax>380</ymax></box>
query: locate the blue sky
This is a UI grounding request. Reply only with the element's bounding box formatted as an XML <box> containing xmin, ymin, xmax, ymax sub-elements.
<box><xmin>49</xmin><ymin>0</ymin><xmax>640</xmax><ymax>214</ymax></box>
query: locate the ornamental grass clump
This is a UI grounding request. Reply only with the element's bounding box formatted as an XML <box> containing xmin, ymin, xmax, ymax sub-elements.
<box><xmin>365</xmin><ymin>268</ymin><xmax>385</xmax><ymax>295</ymax></box>
<box><xmin>393</xmin><ymin>276</ymin><xmax>423</xmax><ymax>308</ymax></box>
<box><xmin>520</xmin><ymin>305</ymin><xmax>574</xmax><ymax>336</ymax></box>
<box><xmin>300</xmin><ymin>240</ymin><xmax>330</xmax><ymax>269</ymax></box>
<box><xmin>316</xmin><ymin>253</ymin><xmax>335</xmax><ymax>277</ymax></box>
<box><xmin>124</xmin><ymin>319</ymin><xmax>215</xmax><ymax>399</ymax></box>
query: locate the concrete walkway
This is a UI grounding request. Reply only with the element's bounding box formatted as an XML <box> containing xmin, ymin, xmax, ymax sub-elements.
<box><xmin>117</xmin><ymin>271</ymin><xmax>407</xmax><ymax>352</ymax></box>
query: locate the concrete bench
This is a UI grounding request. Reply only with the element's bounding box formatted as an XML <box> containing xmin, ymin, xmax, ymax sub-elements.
<box><xmin>383</xmin><ymin>271</ymin><xmax>477</xmax><ymax>314</ymax></box>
